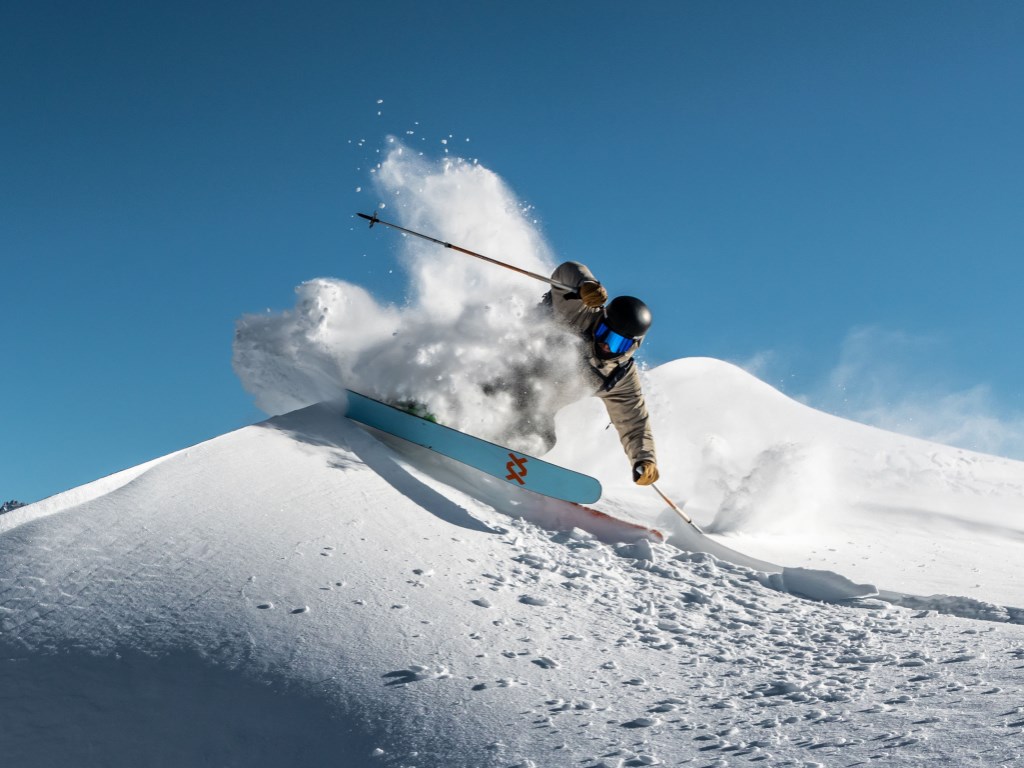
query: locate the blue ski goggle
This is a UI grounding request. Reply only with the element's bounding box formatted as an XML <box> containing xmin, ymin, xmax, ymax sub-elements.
<box><xmin>594</xmin><ymin>321</ymin><xmax>639</xmax><ymax>355</ymax></box>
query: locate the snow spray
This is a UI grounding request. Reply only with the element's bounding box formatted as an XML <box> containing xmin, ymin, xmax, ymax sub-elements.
<box><xmin>233</xmin><ymin>141</ymin><xmax>592</xmax><ymax>455</ymax></box>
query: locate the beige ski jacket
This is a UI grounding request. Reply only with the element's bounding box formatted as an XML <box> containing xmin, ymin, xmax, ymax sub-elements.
<box><xmin>548</xmin><ymin>261</ymin><xmax>657</xmax><ymax>470</ymax></box>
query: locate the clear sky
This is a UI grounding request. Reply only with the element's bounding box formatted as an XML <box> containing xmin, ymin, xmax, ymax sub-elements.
<box><xmin>4</xmin><ymin>1</ymin><xmax>1023</xmax><ymax>503</ymax></box>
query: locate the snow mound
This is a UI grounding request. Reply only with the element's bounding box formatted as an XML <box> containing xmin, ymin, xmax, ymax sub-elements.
<box><xmin>4</xmin><ymin>402</ymin><xmax>1024</xmax><ymax>767</ymax></box>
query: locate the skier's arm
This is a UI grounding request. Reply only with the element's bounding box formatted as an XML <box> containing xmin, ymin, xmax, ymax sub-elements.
<box><xmin>550</xmin><ymin>262</ymin><xmax>606</xmax><ymax>304</ymax></box>
<box><xmin>549</xmin><ymin>262</ymin><xmax>605</xmax><ymax>331</ymax></box>
<box><xmin>550</xmin><ymin>261</ymin><xmax>594</xmax><ymax>290</ymax></box>
<box><xmin>598</xmin><ymin>366</ymin><xmax>657</xmax><ymax>477</ymax></box>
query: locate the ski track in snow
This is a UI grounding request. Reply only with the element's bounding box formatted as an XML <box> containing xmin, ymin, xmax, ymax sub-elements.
<box><xmin>2</xmin><ymin>396</ymin><xmax>1024</xmax><ymax>767</ymax></box>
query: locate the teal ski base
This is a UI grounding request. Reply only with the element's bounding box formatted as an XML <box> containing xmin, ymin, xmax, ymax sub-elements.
<box><xmin>344</xmin><ymin>390</ymin><xmax>602</xmax><ymax>504</ymax></box>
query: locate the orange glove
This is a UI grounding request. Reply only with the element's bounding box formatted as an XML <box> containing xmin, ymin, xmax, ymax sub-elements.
<box><xmin>578</xmin><ymin>280</ymin><xmax>608</xmax><ymax>308</ymax></box>
<box><xmin>633</xmin><ymin>460</ymin><xmax>659</xmax><ymax>486</ymax></box>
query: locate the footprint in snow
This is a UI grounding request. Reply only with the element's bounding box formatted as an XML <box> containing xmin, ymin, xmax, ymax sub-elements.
<box><xmin>649</xmin><ymin>702</ymin><xmax>680</xmax><ymax>713</ymax></box>
<box><xmin>519</xmin><ymin>595</ymin><xmax>550</xmax><ymax>607</ymax></box>
<box><xmin>863</xmin><ymin>703</ymin><xmax>894</xmax><ymax>713</ymax></box>
<box><xmin>383</xmin><ymin>664</ymin><xmax>451</xmax><ymax>686</ymax></box>
<box><xmin>531</xmin><ymin>657</ymin><xmax>560</xmax><ymax>670</ymax></box>
<box><xmin>885</xmin><ymin>694</ymin><xmax>914</xmax><ymax>705</ymax></box>
<box><xmin>495</xmin><ymin>677</ymin><xmax>528</xmax><ymax>688</ymax></box>
<box><xmin>256</xmin><ymin>602</ymin><xmax>274</xmax><ymax>610</ymax></box>
<box><xmin>941</xmin><ymin>653</ymin><xmax>978</xmax><ymax>663</ymax></box>
<box><xmin>471</xmin><ymin>678</ymin><xmax>529</xmax><ymax>690</ymax></box>
<box><xmin>291</xmin><ymin>606</ymin><xmax>310</xmax><ymax>614</ymax></box>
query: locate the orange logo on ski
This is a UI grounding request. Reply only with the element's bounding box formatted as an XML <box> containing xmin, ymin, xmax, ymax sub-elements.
<box><xmin>505</xmin><ymin>453</ymin><xmax>528</xmax><ymax>484</ymax></box>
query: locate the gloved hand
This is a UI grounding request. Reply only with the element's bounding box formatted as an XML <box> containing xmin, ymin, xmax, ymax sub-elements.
<box><xmin>633</xmin><ymin>460</ymin><xmax>659</xmax><ymax>486</ymax></box>
<box><xmin>577</xmin><ymin>280</ymin><xmax>608</xmax><ymax>308</ymax></box>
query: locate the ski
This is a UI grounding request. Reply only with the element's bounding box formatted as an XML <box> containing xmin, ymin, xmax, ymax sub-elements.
<box><xmin>542</xmin><ymin>499</ymin><xmax>667</xmax><ymax>543</ymax></box>
<box><xmin>344</xmin><ymin>390</ymin><xmax>603</xmax><ymax>504</ymax></box>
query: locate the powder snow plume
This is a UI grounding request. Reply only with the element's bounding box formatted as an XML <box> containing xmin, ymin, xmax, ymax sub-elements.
<box><xmin>232</xmin><ymin>142</ymin><xmax>592</xmax><ymax>455</ymax></box>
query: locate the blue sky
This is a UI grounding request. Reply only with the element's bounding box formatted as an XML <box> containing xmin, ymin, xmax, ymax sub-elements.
<box><xmin>4</xmin><ymin>1</ymin><xmax>1023</xmax><ymax>503</ymax></box>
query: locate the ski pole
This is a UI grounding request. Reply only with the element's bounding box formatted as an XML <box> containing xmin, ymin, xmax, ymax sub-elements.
<box><xmin>357</xmin><ymin>211</ymin><xmax>576</xmax><ymax>292</ymax></box>
<box><xmin>651</xmin><ymin>482</ymin><xmax>705</xmax><ymax>534</ymax></box>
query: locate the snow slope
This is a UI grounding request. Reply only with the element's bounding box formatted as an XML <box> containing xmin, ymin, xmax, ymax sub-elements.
<box><xmin>3</xmin><ymin>366</ymin><xmax>1024</xmax><ymax>767</ymax></box>
<box><xmin>547</xmin><ymin>358</ymin><xmax>1024</xmax><ymax>611</ymax></box>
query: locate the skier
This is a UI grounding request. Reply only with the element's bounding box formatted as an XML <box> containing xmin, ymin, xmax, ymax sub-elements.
<box><xmin>353</xmin><ymin>211</ymin><xmax>659</xmax><ymax>487</ymax></box>
<box><xmin>545</xmin><ymin>261</ymin><xmax>659</xmax><ymax>486</ymax></box>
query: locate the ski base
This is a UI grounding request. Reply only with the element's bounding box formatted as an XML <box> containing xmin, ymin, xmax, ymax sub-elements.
<box><xmin>344</xmin><ymin>390</ymin><xmax>603</xmax><ymax>505</ymax></box>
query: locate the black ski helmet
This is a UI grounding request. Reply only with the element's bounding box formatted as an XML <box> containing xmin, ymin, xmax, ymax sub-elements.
<box><xmin>604</xmin><ymin>296</ymin><xmax>652</xmax><ymax>340</ymax></box>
